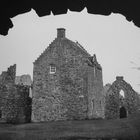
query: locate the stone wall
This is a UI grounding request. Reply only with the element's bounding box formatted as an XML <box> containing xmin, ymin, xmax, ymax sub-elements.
<box><xmin>32</xmin><ymin>29</ymin><xmax>104</xmax><ymax>122</ymax></box>
<box><xmin>87</xmin><ymin>56</ymin><xmax>104</xmax><ymax>119</ymax></box>
<box><xmin>1</xmin><ymin>85</ymin><xmax>31</xmax><ymax>123</ymax></box>
<box><xmin>105</xmin><ymin>76</ymin><xmax>139</xmax><ymax>119</ymax></box>
<box><xmin>0</xmin><ymin>64</ymin><xmax>16</xmax><ymax>85</ymax></box>
<box><xmin>0</xmin><ymin>64</ymin><xmax>16</xmax><ymax>119</ymax></box>
<box><xmin>59</xmin><ymin>42</ymin><xmax>89</xmax><ymax>120</ymax></box>
<box><xmin>32</xmin><ymin>39</ymin><xmax>88</xmax><ymax>121</ymax></box>
<box><xmin>0</xmin><ymin>64</ymin><xmax>31</xmax><ymax>123</ymax></box>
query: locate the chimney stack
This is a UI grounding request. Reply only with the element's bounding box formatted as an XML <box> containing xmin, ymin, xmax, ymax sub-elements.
<box><xmin>57</xmin><ymin>28</ymin><xmax>65</xmax><ymax>38</ymax></box>
<box><xmin>116</xmin><ymin>76</ymin><xmax>123</xmax><ymax>81</ymax></box>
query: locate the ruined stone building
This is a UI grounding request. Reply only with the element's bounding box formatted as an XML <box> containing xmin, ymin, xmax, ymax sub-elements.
<box><xmin>32</xmin><ymin>28</ymin><xmax>104</xmax><ymax>122</ymax></box>
<box><xmin>104</xmin><ymin>76</ymin><xmax>140</xmax><ymax>119</ymax></box>
<box><xmin>0</xmin><ymin>64</ymin><xmax>32</xmax><ymax>123</ymax></box>
<box><xmin>1</xmin><ymin>28</ymin><xmax>140</xmax><ymax>124</ymax></box>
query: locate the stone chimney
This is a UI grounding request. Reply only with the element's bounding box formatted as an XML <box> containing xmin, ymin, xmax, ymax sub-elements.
<box><xmin>116</xmin><ymin>76</ymin><xmax>123</xmax><ymax>81</ymax></box>
<box><xmin>57</xmin><ymin>28</ymin><xmax>65</xmax><ymax>38</ymax></box>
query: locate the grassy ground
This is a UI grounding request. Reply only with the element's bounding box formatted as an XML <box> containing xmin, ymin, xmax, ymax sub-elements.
<box><xmin>0</xmin><ymin>113</ymin><xmax>140</xmax><ymax>140</ymax></box>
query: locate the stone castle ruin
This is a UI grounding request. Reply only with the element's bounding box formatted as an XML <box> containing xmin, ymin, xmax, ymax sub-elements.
<box><xmin>0</xmin><ymin>28</ymin><xmax>140</xmax><ymax>123</ymax></box>
<box><xmin>0</xmin><ymin>64</ymin><xmax>32</xmax><ymax>123</ymax></box>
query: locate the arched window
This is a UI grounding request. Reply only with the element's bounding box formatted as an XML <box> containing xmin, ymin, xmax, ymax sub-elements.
<box><xmin>119</xmin><ymin>90</ymin><xmax>125</xmax><ymax>98</ymax></box>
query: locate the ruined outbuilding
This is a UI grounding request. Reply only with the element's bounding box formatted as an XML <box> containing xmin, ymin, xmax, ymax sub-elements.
<box><xmin>32</xmin><ymin>28</ymin><xmax>104</xmax><ymax>122</ymax></box>
<box><xmin>105</xmin><ymin>76</ymin><xmax>140</xmax><ymax>119</ymax></box>
<box><xmin>0</xmin><ymin>64</ymin><xmax>32</xmax><ymax>123</ymax></box>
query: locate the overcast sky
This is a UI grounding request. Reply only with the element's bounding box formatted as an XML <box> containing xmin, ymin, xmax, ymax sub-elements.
<box><xmin>0</xmin><ymin>8</ymin><xmax>140</xmax><ymax>93</ymax></box>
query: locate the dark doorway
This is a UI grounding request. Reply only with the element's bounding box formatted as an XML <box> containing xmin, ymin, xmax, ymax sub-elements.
<box><xmin>120</xmin><ymin>106</ymin><xmax>127</xmax><ymax>118</ymax></box>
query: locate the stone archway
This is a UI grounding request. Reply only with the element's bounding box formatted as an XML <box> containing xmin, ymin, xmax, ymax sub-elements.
<box><xmin>120</xmin><ymin>106</ymin><xmax>127</xmax><ymax>118</ymax></box>
<box><xmin>105</xmin><ymin>76</ymin><xmax>139</xmax><ymax>119</ymax></box>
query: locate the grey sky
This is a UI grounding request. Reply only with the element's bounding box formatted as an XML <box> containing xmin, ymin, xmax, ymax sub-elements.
<box><xmin>0</xmin><ymin>8</ymin><xmax>140</xmax><ymax>93</ymax></box>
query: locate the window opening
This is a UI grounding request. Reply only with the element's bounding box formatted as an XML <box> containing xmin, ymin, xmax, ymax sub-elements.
<box><xmin>50</xmin><ymin>65</ymin><xmax>56</xmax><ymax>74</ymax></box>
<box><xmin>119</xmin><ymin>90</ymin><xmax>125</xmax><ymax>98</ymax></box>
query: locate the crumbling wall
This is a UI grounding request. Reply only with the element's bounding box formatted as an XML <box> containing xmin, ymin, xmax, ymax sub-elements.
<box><xmin>2</xmin><ymin>85</ymin><xmax>31</xmax><ymax>123</ymax></box>
<box><xmin>105</xmin><ymin>76</ymin><xmax>139</xmax><ymax>119</ymax></box>
<box><xmin>0</xmin><ymin>64</ymin><xmax>16</xmax><ymax>85</ymax></box>
<box><xmin>0</xmin><ymin>64</ymin><xmax>16</xmax><ymax>120</ymax></box>
<box><xmin>0</xmin><ymin>64</ymin><xmax>31</xmax><ymax>123</ymax></box>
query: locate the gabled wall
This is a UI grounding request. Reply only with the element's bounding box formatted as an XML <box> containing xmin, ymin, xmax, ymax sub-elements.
<box><xmin>32</xmin><ymin>35</ymin><xmax>104</xmax><ymax>122</ymax></box>
<box><xmin>105</xmin><ymin>76</ymin><xmax>139</xmax><ymax>119</ymax></box>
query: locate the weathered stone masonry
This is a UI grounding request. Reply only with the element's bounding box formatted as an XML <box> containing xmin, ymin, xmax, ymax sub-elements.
<box><xmin>32</xmin><ymin>28</ymin><xmax>104</xmax><ymax>122</ymax></box>
<box><xmin>0</xmin><ymin>64</ymin><xmax>31</xmax><ymax>123</ymax></box>
<box><xmin>1</xmin><ymin>29</ymin><xmax>139</xmax><ymax>124</ymax></box>
<box><xmin>105</xmin><ymin>76</ymin><xmax>140</xmax><ymax>119</ymax></box>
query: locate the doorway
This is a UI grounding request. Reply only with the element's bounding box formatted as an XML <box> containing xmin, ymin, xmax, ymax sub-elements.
<box><xmin>120</xmin><ymin>106</ymin><xmax>127</xmax><ymax>118</ymax></box>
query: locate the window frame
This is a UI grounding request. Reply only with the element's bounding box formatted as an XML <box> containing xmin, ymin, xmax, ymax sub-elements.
<box><xmin>49</xmin><ymin>64</ymin><xmax>56</xmax><ymax>74</ymax></box>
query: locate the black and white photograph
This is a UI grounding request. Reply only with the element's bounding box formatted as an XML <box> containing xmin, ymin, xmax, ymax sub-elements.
<box><xmin>0</xmin><ymin>1</ymin><xmax>140</xmax><ymax>140</ymax></box>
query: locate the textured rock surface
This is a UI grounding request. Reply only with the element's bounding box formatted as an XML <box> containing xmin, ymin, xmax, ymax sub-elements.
<box><xmin>1</xmin><ymin>85</ymin><xmax>31</xmax><ymax>123</ymax></box>
<box><xmin>32</xmin><ymin>28</ymin><xmax>104</xmax><ymax>122</ymax></box>
<box><xmin>0</xmin><ymin>64</ymin><xmax>31</xmax><ymax>123</ymax></box>
<box><xmin>105</xmin><ymin>76</ymin><xmax>140</xmax><ymax>119</ymax></box>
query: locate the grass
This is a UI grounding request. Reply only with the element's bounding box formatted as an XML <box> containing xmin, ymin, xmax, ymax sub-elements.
<box><xmin>0</xmin><ymin>113</ymin><xmax>140</xmax><ymax>140</ymax></box>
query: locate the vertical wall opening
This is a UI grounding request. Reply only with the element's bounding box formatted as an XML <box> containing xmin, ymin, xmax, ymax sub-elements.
<box><xmin>120</xmin><ymin>106</ymin><xmax>127</xmax><ymax>118</ymax></box>
<box><xmin>119</xmin><ymin>89</ymin><xmax>125</xmax><ymax>98</ymax></box>
<box><xmin>92</xmin><ymin>99</ymin><xmax>95</xmax><ymax>113</ymax></box>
